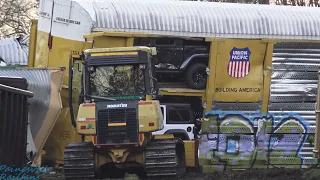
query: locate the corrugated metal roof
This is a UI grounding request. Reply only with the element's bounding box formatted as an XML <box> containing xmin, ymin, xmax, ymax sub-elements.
<box><xmin>0</xmin><ymin>37</ymin><xmax>28</xmax><ymax>65</ymax></box>
<box><xmin>90</xmin><ymin>0</ymin><xmax>320</xmax><ymax>40</ymax></box>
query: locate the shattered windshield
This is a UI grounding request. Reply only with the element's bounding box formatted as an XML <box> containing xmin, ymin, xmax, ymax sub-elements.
<box><xmin>89</xmin><ymin>65</ymin><xmax>145</xmax><ymax>97</ymax></box>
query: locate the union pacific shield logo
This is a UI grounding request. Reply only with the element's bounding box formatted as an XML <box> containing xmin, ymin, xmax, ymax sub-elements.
<box><xmin>227</xmin><ymin>47</ymin><xmax>251</xmax><ymax>78</ymax></box>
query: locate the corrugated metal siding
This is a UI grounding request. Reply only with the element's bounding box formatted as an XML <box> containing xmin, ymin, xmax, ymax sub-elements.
<box><xmin>90</xmin><ymin>0</ymin><xmax>320</xmax><ymax>40</ymax></box>
<box><xmin>0</xmin><ymin>69</ymin><xmax>51</xmax><ymax>138</ymax></box>
<box><xmin>0</xmin><ymin>82</ymin><xmax>33</xmax><ymax>168</ymax></box>
<box><xmin>0</xmin><ymin>37</ymin><xmax>28</xmax><ymax>66</ymax></box>
<box><xmin>269</xmin><ymin>42</ymin><xmax>320</xmax><ymax>165</ymax></box>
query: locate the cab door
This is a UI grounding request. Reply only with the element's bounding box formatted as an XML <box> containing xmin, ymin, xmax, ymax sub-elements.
<box><xmin>68</xmin><ymin>54</ymin><xmax>83</xmax><ymax>127</ymax></box>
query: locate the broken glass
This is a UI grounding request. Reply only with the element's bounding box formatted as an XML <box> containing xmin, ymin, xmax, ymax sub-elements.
<box><xmin>89</xmin><ymin>65</ymin><xmax>145</xmax><ymax>97</ymax></box>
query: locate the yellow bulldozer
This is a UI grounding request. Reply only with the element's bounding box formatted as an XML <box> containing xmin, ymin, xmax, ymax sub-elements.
<box><xmin>64</xmin><ymin>46</ymin><xmax>193</xmax><ymax>179</ymax></box>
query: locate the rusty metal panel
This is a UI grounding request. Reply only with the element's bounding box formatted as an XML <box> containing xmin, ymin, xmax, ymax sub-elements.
<box><xmin>89</xmin><ymin>0</ymin><xmax>320</xmax><ymax>40</ymax></box>
<box><xmin>0</xmin><ymin>82</ymin><xmax>33</xmax><ymax>167</ymax></box>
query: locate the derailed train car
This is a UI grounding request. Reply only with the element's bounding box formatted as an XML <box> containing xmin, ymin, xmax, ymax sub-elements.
<box><xmin>27</xmin><ymin>0</ymin><xmax>320</xmax><ymax>172</ymax></box>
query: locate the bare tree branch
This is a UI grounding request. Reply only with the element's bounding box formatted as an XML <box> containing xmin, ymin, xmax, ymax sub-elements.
<box><xmin>0</xmin><ymin>0</ymin><xmax>39</xmax><ymax>39</ymax></box>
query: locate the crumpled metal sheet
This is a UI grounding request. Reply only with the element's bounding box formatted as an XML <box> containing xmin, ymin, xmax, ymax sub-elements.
<box><xmin>88</xmin><ymin>0</ymin><xmax>320</xmax><ymax>40</ymax></box>
<box><xmin>0</xmin><ymin>68</ymin><xmax>51</xmax><ymax>136</ymax></box>
<box><xmin>0</xmin><ymin>67</ymin><xmax>64</xmax><ymax>161</ymax></box>
<box><xmin>0</xmin><ymin>37</ymin><xmax>28</xmax><ymax>65</ymax></box>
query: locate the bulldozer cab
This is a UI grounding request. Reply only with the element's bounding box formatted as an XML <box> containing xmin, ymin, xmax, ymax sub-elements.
<box><xmin>68</xmin><ymin>46</ymin><xmax>163</xmax><ymax>144</ymax></box>
<box><xmin>70</xmin><ymin>47</ymin><xmax>157</xmax><ymax>102</ymax></box>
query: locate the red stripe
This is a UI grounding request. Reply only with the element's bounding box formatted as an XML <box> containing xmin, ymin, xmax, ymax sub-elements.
<box><xmin>238</xmin><ymin>61</ymin><xmax>242</xmax><ymax>78</ymax></box>
<box><xmin>232</xmin><ymin>62</ymin><xmax>236</xmax><ymax>77</ymax></box>
<box><xmin>139</xmin><ymin>133</ymin><xmax>143</xmax><ymax>142</ymax></box>
<box><xmin>234</xmin><ymin>62</ymin><xmax>239</xmax><ymax>78</ymax></box>
<box><xmin>83</xmin><ymin>103</ymin><xmax>95</xmax><ymax>107</ymax></box>
<box><xmin>242</xmin><ymin>61</ymin><xmax>246</xmax><ymax>77</ymax></box>
<box><xmin>86</xmin><ymin>118</ymin><xmax>95</xmax><ymax>121</ymax></box>
<box><xmin>93</xmin><ymin>136</ymin><xmax>97</xmax><ymax>144</ymax></box>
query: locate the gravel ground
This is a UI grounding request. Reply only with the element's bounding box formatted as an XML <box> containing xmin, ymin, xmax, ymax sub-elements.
<box><xmin>38</xmin><ymin>167</ymin><xmax>320</xmax><ymax>180</ymax></box>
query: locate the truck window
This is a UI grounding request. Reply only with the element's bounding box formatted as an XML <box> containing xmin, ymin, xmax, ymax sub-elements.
<box><xmin>161</xmin><ymin>107</ymin><xmax>164</xmax><ymax>116</ymax></box>
<box><xmin>167</xmin><ymin>108</ymin><xmax>192</xmax><ymax>124</ymax></box>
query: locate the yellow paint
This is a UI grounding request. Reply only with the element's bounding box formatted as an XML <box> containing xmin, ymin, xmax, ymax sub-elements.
<box><xmin>91</xmin><ymin>51</ymin><xmax>138</xmax><ymax>57</ymax></box>
<box><xmin>77</xmin><ymin>121</ymin><xmax>96</xmax><ymax>135</ymax></box>
<box><xmin>205</xmin><ymin>40</ymin><xmax>220</xmax><ymax>111</ymax></box>
<box><xmin>71</xmin><ymin>54</ymin><xmax>81</xmax><ymax>59</ymax></box>
<box><xmin>126</xmin><ymin>38</ymin><xmax>134</xmax><ymax>47</ymax></box>
<box><xmin>34</xmin><ymin>30</ymin><xmax>50</xmax><ymax>68</ymax></box>
<box><xmin>138</xmin><ymin>101</ymin><xmax>163</xmax><ymax>133</ymax></box>
<box><xmin>108</xmin><ymin>123</ymin><xmax>126</xmax><ymax>127</ymax></box>
<box><xmin>28</xmin><ymin>19</ymin><xmax>38</xmax><ymax>68</ymax></box>
<box><xmin>153</xmin><ymin>134</ymin><xmax>174</xmax><ymax>139</ymax></box>
<box><xmin>42</xmin><ymin>108</ymin><xmax>82</xmax><ymax>163</ymax></box>
<box><xmin>213</xmin><ymin>39</ymin><xmax>265</xmax><ymax>102</ymax></box>
<box><xmin>95</xmin><ymin>148</ymin><xmax>144</xmax><ymax>167</ymax></box>
<box><xmin>47</xmin><ymin>36</ymin><xmax>91</xmax><ymax>86</ymax></box>
<box><xmin>109</xmin><ymin>149</ymin><xmax>139</xmax><ymax>163</ymax></box>
<box><xmin>261</xmin><ymin>42</ymin><xmax>274</xmax><ymax>113</ymax></box>
<box><xmin>184</xmin><ymin>140</ymin><xmax>196</xmax><ymax>167</ymax></box>
<box><xmin>111</xmin><ymin>149</ymin><xmax>126</xmax><ymax>158</ymax></box>
<box><xmin>145</xmin><ymin>95</ymin><xmax>152</xmax><ymax>101</ymax></box>
<box><xmin>159</xmin><ymin>88</ymin><xmax>205</xmax><ymax>98</ymax></box>
<box><xmin>92</xmin><ymin>36</ymin><xmax>133</xmax><ymax>48</ymax></box>
<box><xmin>76</xmin><ymin>103</ymin><xmax>96</xmax><ymax>135</ymax></box>
<box><xmin>69</xmin><ymin>59</ymin><xmax>83</xmax><ymax>119</ymax></box>
<box><xmin>84</xmin><ymin>46</ymin><xmax>155</xmax><ymax>54</ymax></box>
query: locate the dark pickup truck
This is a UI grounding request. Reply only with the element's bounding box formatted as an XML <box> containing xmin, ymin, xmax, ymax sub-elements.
<box><xmin>134</xmin><ymin>37</ymin><xmax>210</xmax><ymax>89</ymax></box>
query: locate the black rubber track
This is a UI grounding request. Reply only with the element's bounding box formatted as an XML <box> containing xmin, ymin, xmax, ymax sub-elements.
<box><xmin>64</xmin><ymin>142</ymin><xmax>95</xmax><ymax>180</ymax></box>
<box><xmin>144</xmin><ymin>138</ymin><xmax>186</xmax><ymax>179</ymax></box>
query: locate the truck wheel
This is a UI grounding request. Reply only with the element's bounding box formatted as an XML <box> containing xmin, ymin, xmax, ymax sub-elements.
<box><xmin>173</xmin><ymin>133</ymin><xmax>190</xmax><ymax>140</ymax></box>
<box><xmin>185</xmin><ymin>63</ymin><xmax>207</xmax><ymax>89</ymax></box>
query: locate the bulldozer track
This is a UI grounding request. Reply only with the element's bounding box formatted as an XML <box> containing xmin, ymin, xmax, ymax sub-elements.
<box><xmin>64</xmin><ymin>142</ymin><xmax>95</xmax><ymax>180</ymax></box>
<box><xmin>144</xmin><ymin>138</ymin><xmax>186</xmax><ymax>179</ymax></box>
